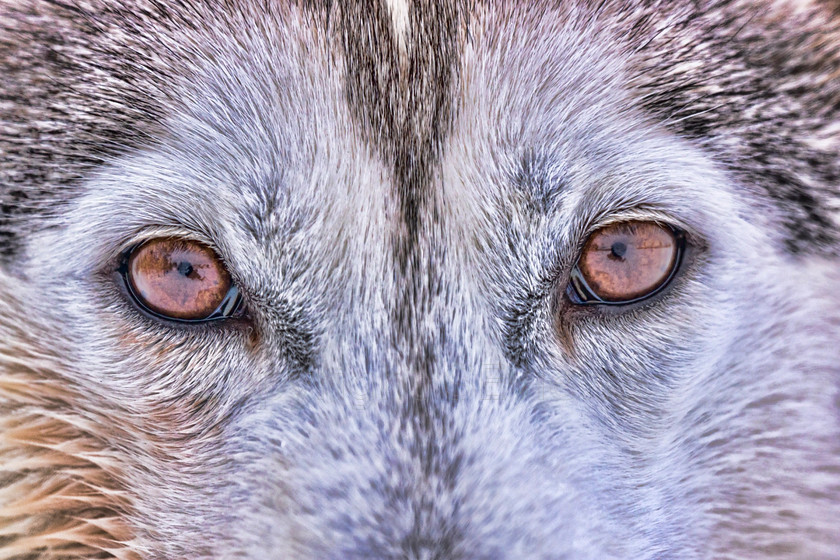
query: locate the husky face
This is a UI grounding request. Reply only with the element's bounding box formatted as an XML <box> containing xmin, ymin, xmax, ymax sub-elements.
<box><xmin>1</xmin><ymin>1</ymin><xmax>838</xmax><ymax>558</ymax></box>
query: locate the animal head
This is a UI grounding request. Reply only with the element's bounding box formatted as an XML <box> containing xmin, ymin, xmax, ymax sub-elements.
<box><xmin>1</xmin><ymin>1</ymin><xmax>838</xmax><ymax>558</ymax></box>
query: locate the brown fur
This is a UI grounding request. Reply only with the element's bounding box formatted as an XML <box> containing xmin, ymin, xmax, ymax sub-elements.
<box><xmin>0</xmin><ymin>276</ymin><xmax>138</xmax><ymax>559</ymax></box>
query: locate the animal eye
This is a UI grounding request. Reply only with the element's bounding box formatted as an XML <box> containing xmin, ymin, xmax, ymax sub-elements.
<box><xmin>120</xmin><ymin>238</ymin><xmax>243</xmax><ymax>322</ymax></box>
<box><xmin>567</xmin><ymin>221</ymin><xmax>684</xmax><ymax>305</ymax></box>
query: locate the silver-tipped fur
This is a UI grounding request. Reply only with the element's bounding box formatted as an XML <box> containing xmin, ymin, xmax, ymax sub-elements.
<box><xmin>1</xmin><ymin>1</ymin><xmax>839</xmax><ymax>558</ymax></box>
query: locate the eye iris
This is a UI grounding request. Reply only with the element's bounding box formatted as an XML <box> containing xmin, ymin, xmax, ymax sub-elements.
<box><xmin>576</xmin><ymin>221</ymin><xmax>678</xmax><ymax>303</ymax></box>
<box><xmin>127</xmin><ymin>238</ymin><xmax>231</xmax><ymax>320</ymax></box>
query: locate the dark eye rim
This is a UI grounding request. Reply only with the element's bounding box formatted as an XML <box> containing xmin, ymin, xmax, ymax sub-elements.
<box><xmin>566</xmin><ymin>223</ymin><xmax>687</xmax><ymax>306</ymax></box>
<box><xmin>117</xmin><ymin>242</ymin><xmax>245</xmax><ymax>324</ymax></box>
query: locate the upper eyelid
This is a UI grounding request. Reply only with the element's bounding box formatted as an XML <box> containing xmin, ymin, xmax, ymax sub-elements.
<box><xmin>574</xmin><ymin>208</ymin><xmax>700</xmax><ymax>251</ymax></box>
<box><xmin>108</xmin><ymin>227</ymin><xmax>224</xmax><ymax>271</ymax></box>
<box><xmin>588</xmin><ymin>206</ymin><xmax>693</xmax><ymax>233</ymax></box>
<box><xmin>116</xmin><ymin>227</ymin><xmax>217</xmax><ymax>252</ymax></box>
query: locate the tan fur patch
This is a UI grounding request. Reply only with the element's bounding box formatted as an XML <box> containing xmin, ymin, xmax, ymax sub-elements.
<box><xmin>0</xmin><ymin>276</ymin><xmax>139</xmax><ymax>560</ymax></box>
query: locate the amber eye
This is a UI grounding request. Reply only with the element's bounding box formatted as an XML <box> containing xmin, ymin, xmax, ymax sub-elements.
<box><xmin>567</xmin><ymin>221</ymin><xmax>683</xmax><ymax>305</ymax></box>
<box><xmin>120</xmin><ymin>238</ymin><xmax>242</xmax><ymax>322</ymax></box>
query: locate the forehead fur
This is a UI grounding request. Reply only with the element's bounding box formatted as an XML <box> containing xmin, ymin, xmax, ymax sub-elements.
<box><xmin>626</xmin><ymin>0</ymin><xmax>840</xmax><ymax>253</ymax></box>
<box><xmin>1</xmin><ymin>0</ymin><xmax>838</xmax><ymax>264</ymax></box>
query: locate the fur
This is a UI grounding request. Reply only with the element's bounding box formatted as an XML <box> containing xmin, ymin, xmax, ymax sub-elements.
<box><xmin>1</xmin><ymin>0</ymin><xmax>839</xmax><ymax>558</ymax></box>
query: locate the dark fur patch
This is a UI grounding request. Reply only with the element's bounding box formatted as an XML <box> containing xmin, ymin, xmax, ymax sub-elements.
<box><xmin>329</xmin><ymin>0</ymin><xmax>465</xmax><ymax>398</ymax></box>
<box><xmin>326</xmin><ymin>2</ymin><xmax>469</xmax><ymax>546</ymax></box>
<box><xmin>333</xmin><ymin>0</ymin><xmax>463</xmax><ymax>259</ymax></box>
<box><xmin>627</xmin><ymin>0</ymin><xmax>840</xmax><ymax>254</ymax></box>
<box><xmin>0</xmin><ymin>0</ymin><xmax>190</xmax><ymax>263</ymax></box>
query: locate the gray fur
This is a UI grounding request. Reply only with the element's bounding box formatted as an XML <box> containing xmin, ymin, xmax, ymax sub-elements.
<box><xmin>1</xmin><ymin>0</ymin><xmax>838</xmax><ymax>558</ymax></box>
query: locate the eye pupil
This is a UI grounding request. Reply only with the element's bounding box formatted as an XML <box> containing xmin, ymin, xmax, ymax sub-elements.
<box><xmin>609</xmin><ymin>242</ymin><xmax>627</xmax><ymax>260</ymax></box>
<box><xmin>177</xmin><ymin>261</ymin><xmax>195</xmax><ymax>277</ymax></box>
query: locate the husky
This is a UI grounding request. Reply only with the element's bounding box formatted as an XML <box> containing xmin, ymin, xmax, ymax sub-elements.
<box><xmin>1</xmin><ymin>0</ymin><xmax>838</xmax><ymax>558</ymax></box>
